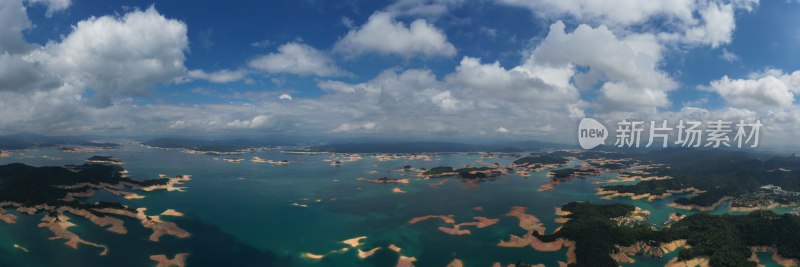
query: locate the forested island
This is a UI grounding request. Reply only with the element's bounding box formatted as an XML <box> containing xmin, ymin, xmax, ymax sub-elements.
<box><xmin>599</xmin><ymin>149</ymin><xmax>800</xmax><ymax>209</ymax></box>
<box><xmin>537</xmin><ymin>202</ymin><xmax>800</xmax><ymax>267</ymax></box>
<box><xmin>0</xmin><ymin>158</ymin><xmax>191</xmax><ymax>257</ymax></box>
<box><xmin>142</xmin><ymin>137</ymin><xmax>286</xmax><ymax>154</ymax></box>
<box><xmin>0</xmin><ymin>133</ymin><xmax>120</xmax><ymax>150</ymax></box>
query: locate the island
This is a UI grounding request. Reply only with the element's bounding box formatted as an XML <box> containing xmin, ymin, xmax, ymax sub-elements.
<box><xmin>531</xmin><ymin>202</ymin><xmax>800</xmax><ymax>267</ymax></box>
<box><xmin>598</xmin><ymin>149</ymin><xmax>800</xmax><ymax>211</ymax></box>
<box><xmin>0</xmin><ymin>157</ymin><xmax>191</xmax><ymax>259</ymax></box>
<box><xmin>142</xmin><ymin>137</ymin><xmax>285</xmax><ymax>155</ymax></box>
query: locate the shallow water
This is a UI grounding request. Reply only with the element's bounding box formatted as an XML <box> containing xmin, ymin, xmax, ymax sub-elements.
<box><xmin>0</xmin><ymin>145</ymin><xmax>787</xmax><ymax>266</ymax></box>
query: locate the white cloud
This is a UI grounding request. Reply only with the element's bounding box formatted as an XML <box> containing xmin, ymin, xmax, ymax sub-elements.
<box><xmin>187</xmin><ymin>69</ymin><xmax>247</xmax><ymax>83</ymax></box>
<box><xmin>498</xmin><ymin>0</ymin><xmax>695</xmax><ymax>26</ymax></box>
<box><xmin>385</xmin><ymin>0</ymin><xmax>464</xmax><ymax>17</ymax></box>
<box><xmin>0</xmin><ymin>53</ymin><xmax>61</xmax><ymax>92</ymax></box>
<box><xmin>480</xmin><ymin>26</ymin><xmax>498</xmax><ymax>39</ymax></box>
<box><xmin>430</xmin><ymin>90</ymin><xmax>464</xmax><ymax>112</ymax></box>
<box><xmin>499</xmin><ymin>0</ymin><xmax>757</xmax><ymax>48</ymax></box>
<box><xmin>29</xmin><ymin>6</ymin><xmax>188</xmax><ymax>105</ymax></box>
<box><xmin>683</xmin><ymin>2</ymin><xmax>736</xmax><ymax>48</ymax></box>
<box><xmin>226</xmin><ymin>115</ymin><xmax>272</xmax><ymax>129</ymax></box>
<box><xmin>340</xmin><ymin>16</ymin><xmax>354</xmax><ymax>28</ymax></box>
<box><xmin>0</xmin><ymin>0</ymin><xmax>34</xmax><ymax>54</ymax></box>
<box><xmin>25</xmin><ymin>0</ymin><xmax>70</xmax><ymax>17</ymax></box>
<box><xmin>9</xmin><ymin>0</ymin><xmax>800</xmax><ymax>148</ymax></box>
<box><xmin>720</xmin><ymin>48</ymin><xmax>739</xmax><ymax>62</ymax></box>
<box><xmin>530</xmin><ymin>21</ymin><xmax>677</xmax><ymax>111</ymax></box>
<box><xmin>600</xmin><ymin>82</ymin><xmax>670</xmax><ymax>109</ymax></box>
<box><xmin>333</xmin><ymin>11</ymin><xmax>456</xmax><ymax>57</ymax></box>
<box><xmin>248</xmin><ymin>42</ymin><xmax>346</xmax><ymax>77</ymax></box>
<box><xmin>446</xmin><ymin>56</ymin><xmax>578</xmax><ymax>106</ymax></box>
<box><xmin>331</xmin><ymin>122</ymin><xmax>377</xmax><ymax>133</ymax></box>
<box><xmin>708</xmin><ymin>73</ymin><xmax>795</xmax><ymax>108</ymax></box>
<box><xmin>250</xmin><ymin>39</ymin><xmax>272</xmax><ymax>48</ymax></box>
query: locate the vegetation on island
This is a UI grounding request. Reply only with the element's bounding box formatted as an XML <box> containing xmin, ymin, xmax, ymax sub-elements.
<box><xmin>538</xmin><ymin>202</ymin><xmax>800</xmax><ymax>267</ymax></box>
<box><xmin>142</xmin><ymin>137</ymin><xmax>284</xmax><ymax>153</ymax></box>
<box><xmin>550</xmin><ymin>168</ymin><xmax>598</xmax><ymax>180</ymax></box>
<box><xmin>86</xmin><ymin>155</ymin><xmax>124</xmax><ymax>164</ymax></box>
<box><xmin>535</xmin><ymin>202</ymin><xmax>652</xmax><ymax>267</ymax></box>
<box><xmin>310</xmin><ymin>140</ymin><xmax>566</xmax><ymax>153</ymax></box>
<box><xmin>422</xmin><ymin>166</ymin><xmax>500</xmax><ymax>179</ymax></box>
<box><xmin>601</xmin><ymin>149</ymin><xmax>800</xmax><ymax>207</ymax></box>
<box><xmin>512</xmin><ymin>154</ymin><xmax>569</xmax><ymax>166</ymax></box>
<box><xmin>764</xmin><ymin>154</ymin><xmax>800</xmax><ymax>171</ymax></box>
<box><xmin>0</xmin><ymin>133</ymin><xmax>120</xmax><ymax>150</ymax></box>
<box><xmin>0</xmin><ymin>160</ymin><xmax>168</xmax><ymax>206</ymax></box>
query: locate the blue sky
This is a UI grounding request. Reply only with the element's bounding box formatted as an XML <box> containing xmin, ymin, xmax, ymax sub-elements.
<box><xmin>2</xmin><ymin>0</ymin><xmax>800</xmax><ymax>144</ymax></box>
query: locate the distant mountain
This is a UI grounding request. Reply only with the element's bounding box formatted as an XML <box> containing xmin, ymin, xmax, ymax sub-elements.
<box><xmin>141</xmin><ymin>137</ymin><xmax>290</xmax><ymax>153</ymax></box>
<box><xmin>0</xmin><ymin>133</ymin><xmax>119</xmax><ymax>150</ymax></box>
<box><xmin>764</xmin><ymin>153</ymin><xmax>800</xmax><ymax>170</ymax></box>
<box><xmin>310</xmin><ymin>140</ymin><xmax>569</xmax><ymax>153</ymax></box>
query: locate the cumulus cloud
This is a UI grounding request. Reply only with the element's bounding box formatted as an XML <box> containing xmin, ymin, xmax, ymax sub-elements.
<box><xmin>708</xmin><ymin>73</ymin><xmax>795</xmax><ymax>108</ymax></box>
<box><xmin>0</xmin><ymin>4</ymin><xmax>188</xmax><ymax>109</ymax></box>
<box><xmin>446</xmin><ymin>56</ymin><xmax>578</xmax><ymax>106</ymax></box>
<box><xmin>682</xmin><ymin>1</ymin><xmax>736</xmax><ymax>48</ymax></box>
<box><xmin>333</xmin><ymin>11</ymin><xmax>456</xmax><ymax>57</ymax></box>
<box><xmin>499</xmin><ymin>0</ymin><xmax>693</xmax><ymax>26</ymax></box>
<box><xmin>499</xmin><ymin>0</ymin><xmax>757</xmax><ymax>47</ymax></box>
<box><xmin>530</xmin><ymin>21</ymin><xmax>677</xmax><ymax>111</ymax></box>
<box><xmin>187</xmin><ymin>69</ymin><xmax>247</xmax><ymax>83</ymax></box>
<box><xmin>29</xmin><ymin>6</ymin><xmax>188</xmax><ymax>105</ymax></box>
<box><xmin>248</xmin><ymin>42</ymin><xmax>347</xmax><ymax>77</ymax></box>
<box><xmin>0</xmin><ymin>0</ymin><xmax>34</xmax><ymax>54</ymax></box>
<box><xmin>7</xmin><ymin>0</ymin><xmax>800</xmax><ymax>148</ymax></box>
<box><xmin>0</xmin><ymin>53</ymin><xmax>61</xmax><ymax>92</ymax></box>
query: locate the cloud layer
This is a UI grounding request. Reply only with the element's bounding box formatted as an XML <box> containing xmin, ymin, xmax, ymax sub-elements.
<box><xmin>2</xmin><ymin>0</ymin><xmax>800</xmax><ymax>149</ymax></box>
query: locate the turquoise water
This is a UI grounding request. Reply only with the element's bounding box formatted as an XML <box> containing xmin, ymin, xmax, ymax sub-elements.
<box><xmin>0</xmin><ymin>145</ymin><xmax>787</xmax><ymax>266</ymax></box>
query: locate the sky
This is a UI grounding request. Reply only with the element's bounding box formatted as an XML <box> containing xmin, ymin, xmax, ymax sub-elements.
<box><xmin>1</xmin><ymin>0</ymin><xmax>800</xmax><ymax>145</ymax></box>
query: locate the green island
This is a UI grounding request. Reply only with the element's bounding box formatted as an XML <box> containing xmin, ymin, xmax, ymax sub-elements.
<box><xmin>600</xmin><ymin>149</ymin><xmax>800</xmax><ymax>209</ymax></box>
<box><xmin>536</xmin><ymin>202</ymin><xmax>800</xmax><ymax>267</ymax></box>
<box><xmin>0</xmin><ymin>157</ymin><xmax>191</xmax><ymax>259</ymax></box>
<box><xmin>422</xmin><ymin>166</ymin><xmax>502</xmax><ymax>179</ymax></box>
<box><xmin>142</xmin><ymin>137</ymin><xmax>283</xmax><ymax>154</ymax></box>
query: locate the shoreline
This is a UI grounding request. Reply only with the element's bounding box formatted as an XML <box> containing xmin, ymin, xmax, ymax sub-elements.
<box><xmin>668</xmin><ymin>196</ymin><xmax>731</xmax><ymax>211</ymax></box>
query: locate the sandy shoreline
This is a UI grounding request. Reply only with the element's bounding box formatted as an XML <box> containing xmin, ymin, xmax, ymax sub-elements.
<box><xmin>665</xmin><ymin>257</ymin><xmax>709</xmax><ymax>267</ymax></box>
<box><xmin>38</xmin><ymin>213</ymin><xmax>109</xmax><ymax>256</ymax></box>
<box><xmin>596</xmin><ymin>187</ymin><xmax>705</xmax><ymax>202</ymax></box>
<box><xmin>496</xmin><ymin>206</ymin><xmax>577</xmax><ymax>264</ymax></box>
<box><xmin>750</xmin><ymin>246</ymin><xmax>800</xmax><ymax>267</ymax></box>
<box><xmin>668</xmin><ymin>196</ymin><xmax>731</xmax><ymax>211</ymax></box>
<box><xmin>150</xmin><ymin>253</ymin><xmax>189</xmax><ymax>267</ymax></box>
<box><xmin>408</xmin><ymin>215</ymin><xmax>455</xmax><ymax>225</ymax></box>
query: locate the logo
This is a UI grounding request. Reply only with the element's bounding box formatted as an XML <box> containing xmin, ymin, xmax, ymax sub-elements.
<box><xmin>578</xmin><ymin>118</ymin><xmax>607</xmax><ymax>149</ymax></box>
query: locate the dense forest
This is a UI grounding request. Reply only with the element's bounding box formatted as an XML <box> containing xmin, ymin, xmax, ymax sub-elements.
<box><xmin>539</xmin><ymin>202</ymin><xmax>800</xmax><ymax>267</ymax></box>
<box><xmin>0</xmin><ymin>159</ymin><xmax>168</xmax><ymax>205</ymax></box>
<box><xmin>601</xmin><ymin>149</ymin><xmax>800</xmax><ymax>207</ymax></box>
